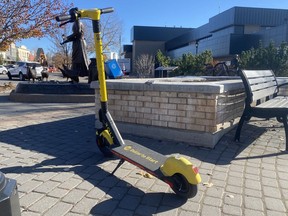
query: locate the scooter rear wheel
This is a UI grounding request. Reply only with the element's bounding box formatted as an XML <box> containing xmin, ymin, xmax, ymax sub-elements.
<box><xmin>170</xmin><ymin>173</ymin><xmax>198</xmax><ymax>198</ymax></box>
<box><xmin>96</xmin><ymin>135</ymin><xmax>113</xmax><ymax>157</ymax></box>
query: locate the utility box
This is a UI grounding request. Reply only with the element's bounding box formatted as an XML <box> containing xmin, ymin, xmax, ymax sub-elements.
<box><xmin>154</xmin><ymin>66</ymin><xmax>178</xmax><ymax>78</ymax></box>
<box><xmin>105</xmin><ymin>59</ymin><xmax>123</xmax><ymax>79</ymax></box>
<box><xmin>0</xmin><ymin>172</ymin><xmax>21</xmax><ymax>216</ymax></box>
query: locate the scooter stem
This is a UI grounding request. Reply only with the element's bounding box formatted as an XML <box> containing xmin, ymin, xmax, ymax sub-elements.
<box><xmin>78</xmin><ymin>8</ymin><xmax>125</xmax><ymax>146</ymax></box>
<box><xmin>78</xmin><ymin>9</ymin><xmax>111</xmax><ymax>112</ymax></box>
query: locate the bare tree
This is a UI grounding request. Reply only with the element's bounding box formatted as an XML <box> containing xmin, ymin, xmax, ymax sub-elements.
<box><xmin>134</xmin><ymin>54</ymin><xmax>155</xmax><ymax>78</ymax></box>
<box><xmin>48</xmin><ymin>11</ymin><xmax>122</xmax><ymax>68</ymax></box>
<box><xmin>84</xmin><ymin>13</ymin><xmax>122</xmax><ymax>55</ymax></box>
<box><xmin>0</xmin><ymin>0</ymin><xmax>71</xmax><ymax>51</ymax></box>
<box><xmin>48</xmin><ymin>25</ymin><xmax>72</xmax><ymax>68</ymax></box>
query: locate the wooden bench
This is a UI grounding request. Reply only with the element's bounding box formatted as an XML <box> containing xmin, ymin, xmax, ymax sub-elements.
<box><xmin>235</xmin><ymin>70</ymin><xmax>288</xmax><ymax>151</ymax></box>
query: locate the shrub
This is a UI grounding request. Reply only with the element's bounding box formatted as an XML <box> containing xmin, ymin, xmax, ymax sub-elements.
<box><xmin>240</xmin><ymin>41</ymin><xmax>288</xmax><ymax>76</ymax></box>
<box><xmin>171</xmin><ymin>50</ymin><xmax>213</xmax><ymax>76</ymax></box>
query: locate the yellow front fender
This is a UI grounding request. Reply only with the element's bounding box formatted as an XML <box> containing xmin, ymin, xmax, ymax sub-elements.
<box><xmin>98</xmin><ymin>129</ymin><xmax>113</xmax><ymax>145</ymax></box>
<box><xmin>160</xmin><ymin>156</ymin><xmax>201</xmax><ymax>185</ymax></box>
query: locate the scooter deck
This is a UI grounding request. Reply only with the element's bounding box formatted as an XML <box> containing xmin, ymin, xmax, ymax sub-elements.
<box><xmin>112</xmin><ymin>140</ymin><xmax>167</xmax><ymax>176</ymax></box>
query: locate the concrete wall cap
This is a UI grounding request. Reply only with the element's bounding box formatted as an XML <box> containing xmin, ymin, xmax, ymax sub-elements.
<box><xmin>90</xmin><ymin>77</ymin><xmax>243</xmax><ymax>94</ymax></box>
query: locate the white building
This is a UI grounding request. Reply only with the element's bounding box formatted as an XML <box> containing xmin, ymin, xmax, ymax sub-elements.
<box><xmin>18</xmin><ymin>45</ymin><xmax>30</xmax><ymax>61</ymax></box>
<box><xmin>0</xmin><ymin>43</ymin><xmax>31</xmax><ymax>64</ymax></box>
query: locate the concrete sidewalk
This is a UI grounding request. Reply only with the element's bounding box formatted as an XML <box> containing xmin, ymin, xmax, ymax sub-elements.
<box><xmin>0</xmin><ymin>93</ymin><xmax>288</xmax><ymax>216</ymax></box>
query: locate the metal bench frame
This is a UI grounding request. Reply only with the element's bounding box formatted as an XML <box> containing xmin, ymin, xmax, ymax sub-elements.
<box><xmin>235</xmin><ymin>69</ymin><xmax>288</xmax><ymax>151</ymax></box>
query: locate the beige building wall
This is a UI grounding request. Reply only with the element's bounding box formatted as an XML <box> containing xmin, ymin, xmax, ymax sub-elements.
<box><xmin>18</xmin><ymin>45</ymin><xmax>30</xmax><ymax>62</ymax></box>
<box><xmin>2</xmin><ymin>43</ymin><xmax>31</xmax><ymax>63</ymax></box>
<box><xmin>4</xmin><ymin>43</ymin><xmax>18</xmax><ymax>62</ymax></box>
<box><xmin>0</xmin><ymin>51</ymin><xmax>6</xmax><ymax>61</ymax></box>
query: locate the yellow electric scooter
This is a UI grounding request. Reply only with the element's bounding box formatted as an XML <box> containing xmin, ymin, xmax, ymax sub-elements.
<box><xmin>56</xmin><ymin>7</ymin><xmax>201</xmax><ymax>198</ymax></box>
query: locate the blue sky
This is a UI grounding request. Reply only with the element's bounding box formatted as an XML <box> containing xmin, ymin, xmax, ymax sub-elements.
<box><xmin>18</xmin><ymin>0</ymin><xmax>288</xmax><ymax>53</ymax></box>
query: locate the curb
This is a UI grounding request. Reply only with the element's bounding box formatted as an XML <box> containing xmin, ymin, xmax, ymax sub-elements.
<box><xmin>9</xmin><ymin>90</ymin><xmax>95</xmax><ymax>103</ymax></box>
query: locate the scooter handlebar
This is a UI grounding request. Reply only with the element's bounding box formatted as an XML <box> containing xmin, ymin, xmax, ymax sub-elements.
<box><xmin>56</xmin><ymin>7</ymin><xmax>113</xmax><ymax>25</ymax></box>
<box><xmin>101</xmin><ymin>7</ymin><xmax>114</xmax><ymax>14</ymax></box>
<box><xmin>55</xmin><ymin>14</ymin><xmax>72</xmax><ymax>22</ymax></box>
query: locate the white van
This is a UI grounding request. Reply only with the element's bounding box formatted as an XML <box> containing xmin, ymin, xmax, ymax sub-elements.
<box><xmin>7</xmin><ymin>61</ymin><xmax>43</xmax><ymax>81</ymax></box>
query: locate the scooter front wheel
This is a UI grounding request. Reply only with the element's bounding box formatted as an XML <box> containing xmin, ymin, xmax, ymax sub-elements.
<box><xmin>170</xmin><ymin>173</ymin><xmax>198</xmax><ymax>198</ymax></box>
<box><xmin>96</xmin><ymin>134</ymin><xmax>113</xmax><ymax>157</ymax></box>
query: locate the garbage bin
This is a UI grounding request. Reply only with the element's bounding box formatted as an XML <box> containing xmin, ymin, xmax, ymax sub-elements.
<box><xmin>105</xmin><ymin>59</ymin><xmax>123</xmax><ymax>79</ymax></box>
<box><xmin>0</xmin><ymin>172</ymin><xmax>21</xmax><ymax>216</ymax></box>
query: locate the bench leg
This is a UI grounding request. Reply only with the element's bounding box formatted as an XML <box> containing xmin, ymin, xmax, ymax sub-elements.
<box><xmin>234</xmin><ymin>114</ymin><xmax>246</xmax><ymax>141</ymax></box>
<box><xmin>282</xmin><ymin>115</ymin><xmax>288</xmax><ymax>151</ymax></box>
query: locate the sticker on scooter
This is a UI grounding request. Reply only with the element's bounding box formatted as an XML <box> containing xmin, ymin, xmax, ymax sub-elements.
<box><xmin>124</xmin><ymin>145</ymin><xmax>159</xmax><ymax>164</ymax></box>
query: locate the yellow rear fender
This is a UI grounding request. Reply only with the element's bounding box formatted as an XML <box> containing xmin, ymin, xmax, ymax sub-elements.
<box><xmin>99</xmin><ymin>129</ymin><xmax>113</xmax><ymax>145</ymax></box>
<box><xmin>160</xmin><ymin>156</ymin><xmax>201</xmax><ymax>185</ymax></box>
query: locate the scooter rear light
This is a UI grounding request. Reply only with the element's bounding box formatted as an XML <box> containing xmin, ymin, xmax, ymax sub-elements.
<box><xmin>192</xmin><ymin>166</ymin><xmax>199</xmax><ymax>174</ymax></box>
<box><xmin>164</xmin><ymin>180</ymin><xmax>173</xmax><ymax>188</ymax></box>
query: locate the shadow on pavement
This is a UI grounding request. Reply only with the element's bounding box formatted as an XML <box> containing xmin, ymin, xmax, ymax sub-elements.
<box><xmin>0</xmin><ymin>114</ymin><xmax>188</xmax><ymax>215</ymax></box>
<box><xmin>123</xmin><ymin>121</ymin><xmax>284</xmax><ymax>165</ymax></box>
<box><xmin>0</xmin><ymin>114</ymin><xmax>285</xmax><ymax>215</ymax></box>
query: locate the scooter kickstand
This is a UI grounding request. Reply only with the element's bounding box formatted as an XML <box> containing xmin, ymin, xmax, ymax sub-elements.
<box><xmin>111</xmin><ymin>158</ymin><xmax>125</xmax><ymax>175</ymax></box>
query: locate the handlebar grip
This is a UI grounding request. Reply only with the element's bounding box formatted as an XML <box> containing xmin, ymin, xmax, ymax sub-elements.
<box><xmin>101</xmin><ymin>7</ymin><xmax>114</xmax><ymax>14</ymax></box>
<box><xmin>56</xmin><ymin>14</ymin><xmax>71</xmax><ymax>22</ymax></box>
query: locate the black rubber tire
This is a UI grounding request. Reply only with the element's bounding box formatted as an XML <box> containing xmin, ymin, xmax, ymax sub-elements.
<box><xmin>96</xmin><ymin>134</ymin><xmax>113</xmax><ymax>157</ymax></box>
<box><xmin>170</xmin><ymin>173</ymin><xmax>198</xmax><ymax>198</ymax></box>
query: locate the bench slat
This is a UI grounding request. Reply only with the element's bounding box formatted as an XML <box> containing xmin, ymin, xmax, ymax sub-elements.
<box><xmin>249</xmin><ymin>81</ymin><xmax>277</xmax><ymax>92</ymax></box>
<box><xmin>276</xmin><ymin>100</ymin><xmax>288</xmax><ymax>108</ymax></box>
<box><xmin>237</xmin><ymin>69</ymin><xmax>288</xmax><ymax>151</ymax></box>
<box><xmin>252</xmin><ymin>86</ymin><xmax>278</xmax><ymax>101</ymax></box>
<box><xmin>241</xmin><ymin>70</ymin><xmax>279</xmax><ymax>103</ymax></box>
<box><xmin>257</xmin><ymin>97</ymin><xmax>288</xmax><ymax>108</ymax></box>
<box><xmin>243</xmin><ymin>70</ymin><xmax>274</xmax><ymax>78</ymax></box>
<box><xmin>248</xmin><ymin>76</ymin><xmax>276</xmax><ymax>85</ymax></box>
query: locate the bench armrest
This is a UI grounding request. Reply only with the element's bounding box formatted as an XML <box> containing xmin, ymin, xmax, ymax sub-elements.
<box><xmin>277</xmin><ymin>82</ymin><xmax>288</xmax><ymax>90</ymax></box>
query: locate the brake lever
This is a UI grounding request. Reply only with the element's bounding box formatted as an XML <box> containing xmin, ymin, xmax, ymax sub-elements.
<box><xmin>59</xmin><ymin>20</ymin><xmax>72</xmax><ymax>27</ymax></box>
<box><xmin>60</xmin><ymin>40</ymin><xmax>69</xmax><ymax>45</ymax></box>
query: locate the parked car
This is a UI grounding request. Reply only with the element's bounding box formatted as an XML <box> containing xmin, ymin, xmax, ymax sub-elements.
<box><xmin>7</xmin><ymin>61</ymin><xmax>43</xmax><ymax>81</ymax></box>
<box><xmin>0</xmin><ymin>65</ymin><xmax>8</xmax><ymax>74</ymax></box>
<box><xmin>4</xmin><ymin>64</ymin><xmax>15</xmax><ymax>70</ymax></box>
<box><xmin>47</xmin><ymin>66</ymin><xmax>57</xmax><ymax>73</ymax></box>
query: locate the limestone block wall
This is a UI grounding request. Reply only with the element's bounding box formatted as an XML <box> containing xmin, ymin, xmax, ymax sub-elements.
<box><xmin>97</xmin><ymin>89</ymin><xmax>244</xmax><ymax>133</ymax></box>
<box><xmin>91</xmin><ymin>77</ymin><xmax>245</xmax><ymax>148</ymax></box>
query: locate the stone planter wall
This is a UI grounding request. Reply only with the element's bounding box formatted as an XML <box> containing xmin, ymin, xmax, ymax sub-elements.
<box><xmin>91</xmin><ymin>77</ymin><xmax>247</xmax><ymax>148</ymax></box>
<box><xmin>91</xmin><ymin>77</ymin><xmax>288</xmax><ymax>148</ymax></box>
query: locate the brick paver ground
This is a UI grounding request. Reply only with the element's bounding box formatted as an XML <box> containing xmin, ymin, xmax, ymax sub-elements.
<box><xmin>0</xmin><ymin>93</ymin><xmax>288</xmax><ymax>216</ymax></box>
